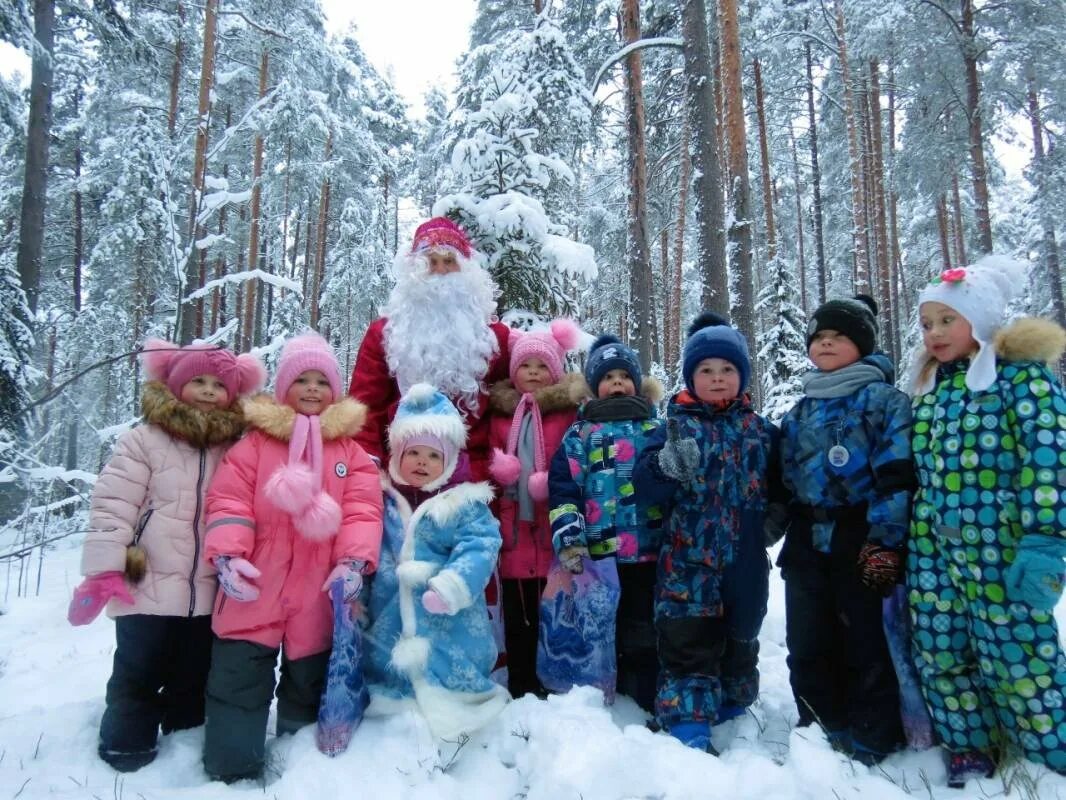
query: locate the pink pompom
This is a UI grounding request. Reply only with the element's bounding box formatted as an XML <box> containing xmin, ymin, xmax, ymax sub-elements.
<box><xmin>550</xmin><ymin>319</ymin><xmax>582</xmax><ymax>352</ymax></box>
<box><xmin>265</xmin><ymin>462</ymin><xmax>315</xmax><ymax>513</ymax></box>
<box><xmin>508</xmin><ymin>327</ymin><xmax>524</xmax><ymax>350</ymax></box>
<box><xmin>528</xmin><ymin>470</ymin><xmax>549</xmax><ymax>502</ymax></box>
<box><xmin>140</xmin><ymin>338</ymin><xmax>179</xmax><ymax>382</ymax></box>
<box><xmin>489</xmin><ymin>448</ymin><xmax>522</xmax><ymax>486</ymax></box>
<box><xmin>294</xmin><ymin>491</ymin><xmax>341</xmax><ymax>540</ymax></box>
<box><xmin>235</xmin><ymin>352</ymin><xmax>268</xmax><ymax>395</ymax></box>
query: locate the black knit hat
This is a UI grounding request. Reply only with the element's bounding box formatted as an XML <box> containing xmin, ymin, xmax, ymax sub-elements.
<box><xmin>584</xmin><ymin>334</ymin><xmax>642</xmax><ymax>391</ymax></box>
<box><xmin>806</xmin><ymin>294</ymin><xmax>878</xmax><ymax>356</ymax></box>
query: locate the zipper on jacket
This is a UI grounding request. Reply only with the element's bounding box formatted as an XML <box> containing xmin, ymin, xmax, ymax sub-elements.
<box><xmin>133</xmin><ymin>508</ymin><xmax>154</xmax><ymax>546</ymax></box>
<box><xmin>189</xmin><ymin>448</ymin><xmax>206</xmax><ymax>618</ymax></box>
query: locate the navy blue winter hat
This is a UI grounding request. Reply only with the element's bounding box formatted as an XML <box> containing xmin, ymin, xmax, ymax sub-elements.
<box><xmin>585</xmin><ymin>334</ymin><xmax>643</xmax><ymax>391</ymax></box>
<box><xmin>682</xmin><ymin>312</ymin><xmax>751</xmax><ymax>394</ymax></box>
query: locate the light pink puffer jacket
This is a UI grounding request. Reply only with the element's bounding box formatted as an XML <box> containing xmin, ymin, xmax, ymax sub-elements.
<box><xmin>81</xmin><ymin>382</ymin><xmax>248</xmax><ymax>618</ymax></box>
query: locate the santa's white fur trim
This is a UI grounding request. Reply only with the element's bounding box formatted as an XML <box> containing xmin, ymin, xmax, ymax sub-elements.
<box><xmin>427</xmin><ymin>569</ymin><xmax>473</xmax><ymax>614</ymax></box>
<box><xmin>396</xmin><ymin>560</ymin><xmax>436</xmax><ymax>587</ymax></box>
<box><xmin>391</xmin><ymin>636</ymin><xmax>431</xmax><ymax>673</ymax></box>
<box><xmin>421</xmin><ymin>482</ymin><xmax>495</xmax><ymax>526</ymax></box>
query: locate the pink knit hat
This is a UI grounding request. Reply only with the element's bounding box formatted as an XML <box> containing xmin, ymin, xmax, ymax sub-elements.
<box><xmin>274</xmin><ymin>332</ymin><xmax>344</xmax><ymax>403</ymax></box>
<box><xmin>410</xmin><ymin>217</ymin><xmax>472</xmax><ymax>258</ymax></box>
<box><xmin>508</xmin><ymin>319</ymin><xmax>582</xmax><ymax>385</ymax></box>
<box><xmin>141</xmin><ymin>338</ymin><xmax>266</xmax><ymax>401</ymax></box>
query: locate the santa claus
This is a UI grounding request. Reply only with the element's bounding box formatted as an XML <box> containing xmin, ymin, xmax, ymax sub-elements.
<box><xmin>348</xmin><ymin>217</ymin><xmax>511</xmax><ymax>482</ymax></box>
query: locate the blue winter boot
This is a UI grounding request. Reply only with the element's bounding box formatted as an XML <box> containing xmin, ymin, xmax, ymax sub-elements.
<box><xmin>669</xmin><ymin>721</ymin><xmax>718</xmax><ymax>755</ymax></box>
<box><xmin>714</xmin><ymin>704</ymin><xmax>746</xmax><ymax>725</ymax></box>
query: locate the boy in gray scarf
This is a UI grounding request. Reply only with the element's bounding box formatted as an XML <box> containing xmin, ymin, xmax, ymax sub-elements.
<box><xmin>775</xmin><ymin>294</ymin><xmax>913</xmax><ymax>766</ymax></box>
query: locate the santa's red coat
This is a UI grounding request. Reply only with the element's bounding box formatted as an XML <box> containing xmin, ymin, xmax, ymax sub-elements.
<box><xmin>348</xmin><ymin>317</ymin><xmax>511</xmax><ymax>482</ymax></box>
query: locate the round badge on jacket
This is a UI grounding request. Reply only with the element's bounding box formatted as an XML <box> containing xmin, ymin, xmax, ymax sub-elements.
<box><xmin>335</xmin><ymin>462</ymin><xmax>348</xmax><ymax>478</ymax></box>
<box><xmin>828</xmin><ymin>445</ymin><xmax>850</xmax><ymax>467</ymax></box>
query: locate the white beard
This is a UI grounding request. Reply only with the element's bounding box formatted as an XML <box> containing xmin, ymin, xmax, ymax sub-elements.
<box><xmin>382</xmin><ymin>253</ymin><xmax>500</xmax><ymax>414</ymax></box>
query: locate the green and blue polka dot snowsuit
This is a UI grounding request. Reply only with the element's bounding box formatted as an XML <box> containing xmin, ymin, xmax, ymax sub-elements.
<box><xmin>907</xmin><ymin>357</ymin><xmax>1066</xmax><ymax>771</ymax></box>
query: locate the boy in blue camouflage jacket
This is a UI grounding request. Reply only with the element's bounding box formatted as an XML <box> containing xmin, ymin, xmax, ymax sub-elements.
<box><xmin>776</xmin><ymin>295</ymin><xmax>913</xmax><ymax>765</ymax></box>
<box><xmin>547</xmin><ymin>335</ymin><xmax>664</xmax><ymax>712</ymax></box>
<box><xmin>634</xmin><ymin>314</ymin><xmax>778</xmax><ymax>753</ymax></box>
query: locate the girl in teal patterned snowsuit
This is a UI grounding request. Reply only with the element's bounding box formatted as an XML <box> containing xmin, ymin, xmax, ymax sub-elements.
<box><xmin>907</xmin><ymin>257</ymin><xmax>1066</xmax><ymax>787</ymax></box>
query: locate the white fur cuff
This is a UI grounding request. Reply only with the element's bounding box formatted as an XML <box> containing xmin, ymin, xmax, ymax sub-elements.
<box><xmin>396</xmin><ymin>560</ymin><xmax>436</xmax><ymax>587</ymax></box>
<box><xmin>427</xmin><ymin>569</ymin><xmax>473</xmax><ymax>614</ymax></box>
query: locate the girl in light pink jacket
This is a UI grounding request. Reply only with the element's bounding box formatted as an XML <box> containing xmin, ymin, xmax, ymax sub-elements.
<box><xmin>69</xmin><ymin>339</ymin><xmax>265</xmax><ymax>773</ymax></box>
<box><xmin>201</xmin><ymin>332</ymin><xmax>383</xmax><ymax>784</ymax></box>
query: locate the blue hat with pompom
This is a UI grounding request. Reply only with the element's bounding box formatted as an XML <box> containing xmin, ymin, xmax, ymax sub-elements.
<box><xmin>584</xmin><ymin>335</ymin><xmax>642</xmax><ymax>392</ymax></box>
<box><xmin>682</xmin><ymin>312</ymin><xmax>751</xmax><ymax>395</ymax></box>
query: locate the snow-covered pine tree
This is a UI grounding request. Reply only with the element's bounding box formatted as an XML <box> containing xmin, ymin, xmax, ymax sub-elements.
<box><xmin>440</xmin><ymin>12</ymin><xmax>595</xmax><ymax>317</ymax></box>
<box><xmin>756</xmin><ymin>256</ymin><xmax>808</xmax><ymax>423</ymax></box>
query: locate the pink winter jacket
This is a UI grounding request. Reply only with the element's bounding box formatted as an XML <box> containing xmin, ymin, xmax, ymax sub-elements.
<box><xmin>81</xmin><ymin>382</ymin><xmax>248</xmax><ymax>618</ymax></box>
<box><xmin>488</xmin><ymin>375</ymin><xmax>584</xmax><ymax>580</ymax></box>
<box><xmin>204</xmin><ymin>395</ymin><xmax>383</xmax><ymax>659</ymax></box>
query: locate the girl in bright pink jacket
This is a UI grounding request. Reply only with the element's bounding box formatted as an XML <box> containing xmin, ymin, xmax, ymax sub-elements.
<box><xmin>201</xmin><ymin>332</ymin><xmax>383</xmax><ymax>783</ymax></box>
<box><xmin>68</xmin><ymin>339</ymin><xmax>265</xmax><ymax>773</ymax></box>
<box><xmin>488</xmin><ymin>319</ymin><xmax>584</xmax><ymax>698</ymax></box>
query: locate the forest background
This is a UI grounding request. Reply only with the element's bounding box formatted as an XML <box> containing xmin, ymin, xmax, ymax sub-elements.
<box><xmin>0</xmin><ymin>0</ymin><xmax>1063</xmax><ymax>591</ymax></box>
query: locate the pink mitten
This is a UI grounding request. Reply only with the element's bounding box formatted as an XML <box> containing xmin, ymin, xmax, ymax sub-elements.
<box><xmin>421</xmin><ymin>589</ymin><xmax>451</xmax><ymax>615</ymax></box>
<box><xmin>321</xmin><ymin>560</ymin><xmax>366</xmax><ymax>602</ymax></box>
<box><xmin>68</xmin><ymin>572</ymin><xmax>134</xmax><ymax>626</ymax></box>
<box><xmin>215</xmin><ymin>556</ymin><xmax>262</xmax><ymax>602</ymax></box>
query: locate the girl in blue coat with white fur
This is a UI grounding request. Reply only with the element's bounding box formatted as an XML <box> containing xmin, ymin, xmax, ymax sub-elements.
<box><xmin>363</xmin><ymin>384</ymin><xmax>508</xmax><ymax>740</ymax></box>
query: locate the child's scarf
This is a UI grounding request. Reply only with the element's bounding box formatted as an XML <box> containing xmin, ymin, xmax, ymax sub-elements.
<box><xmin>265</xmin><ymin>412</ymin><xmax>342</xmax><ymax>540</ymax></box>
<box><xmin>490</xmin><ymin>392</ymin><xmax>549</xmax><ymax>505</ymax></box>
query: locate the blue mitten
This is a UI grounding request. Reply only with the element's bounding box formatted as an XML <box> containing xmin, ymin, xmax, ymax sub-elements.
<box><xmin>1004</xmin><ymin>535</ymin><xmax>1066</xmax><ymax>611</ymax></box>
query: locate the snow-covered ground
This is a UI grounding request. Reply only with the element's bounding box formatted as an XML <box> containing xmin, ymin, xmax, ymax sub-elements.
<box><xmin>1</xmin><ymin>541</ymin><xmax>1064</xmax><ymax>800</ymax></box>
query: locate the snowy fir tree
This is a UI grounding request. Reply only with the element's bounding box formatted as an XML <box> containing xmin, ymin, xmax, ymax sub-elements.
<box><xmin>756</xmin><ymin>256</ymin><xmax>808</xmax><ymax>423</ymax></box>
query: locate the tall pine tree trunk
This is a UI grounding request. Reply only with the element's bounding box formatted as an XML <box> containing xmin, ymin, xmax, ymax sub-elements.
<box><xmin>753</xmin><ymin>57</ymin><xmax>776</xmax><ymax>262</ymax></box>
<box><xmin>179</xmin><ymin>0</ymin><xmax>218</xmax><ymax>343</ymax></box>
<box><xmin>960</xmin><ymin>0</ymin><xmax>993</xmax><ymax>254</ymax></box>
<box><xmin>950</xmin><ymin>162</ymin><xmax>967</xmax><ymax>266</ymax></box>
<box><xmin>719</xmin><ymin>0</ymin><xmax>756</xmax><ymax>362</ymax></box>
<box><xmin>310</xmin><ymin>131</ymin><xmax>333</xmax><ymax>330</ymax></box>
<box><xmin>867</xmin><ymin>60</ymin><xmax>894</xmax><ymax>360</ymax></box>
<box><xmin>805</xmin><ymin>37</ymin><xmax>827</xmax><ymax>304</ymax></box>
<box><xmin>668</xmin><ymin>116</ymin><xmax>691</xmax><ymax>374</ymax></box>
<box><xmin>621</xmin><ymin>0</ymin><xmax>653</xmax><ymax>370</ymax></box>
<box><xmin>834</xmin><ymin>0</ymin><xmax>868</xmax><ymax>294</ymax></box>
<box><xmin>16</xmin><ymin>0</ymin><xmax>56</xmax><ymax>316</ymax></box>
<box><xmin>789</xmin><ymin>121</ymin><xmax>808</xmax><ymax>312</ymax></box>
<box><xmin>936</xmin><ymin>195</ymin><xmax>952</xmax><ymax>270</ymax></box>
<box><xmin>681</xmin><ymin>0</ymin><xmax>727</xmax><ymax>316</ymax></box>
<box><xmin>682</xmin><ymin>0</ymin><xmax>724</xmax><ymax>317</ymax></box>
<box><xmin>168</xmin><ymin>1</ymin><xmax>184</xmax><ymax>135</ymax></box>
<box><xmin>242</xmin><ymin>48</ymin><xmax>269</xmax><ymax>351</ymax></box>
<box><xmin>1026</xmin><ymin>73</ymin><xmax>1064</xmax><ymax>374</ymax></box>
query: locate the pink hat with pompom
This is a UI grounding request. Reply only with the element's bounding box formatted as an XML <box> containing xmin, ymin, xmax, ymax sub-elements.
<box><xmin>141</xmin><ymin>339</ymin><xmax>266</xmax><ymax>402</ymax></box>
<box><xmin>508</xmin><ymin>318</ymin><xmax>582</xmax><ymax>385</ymax></box>
<box><xmin>410</xmin><ymin>216</ymin><xmax>472</xmax><ymax>258</ymax></box>
<box><xmin>274</xmin><ymin>332</ymin><xmax>343</xmax><ymax>403</ymax></box>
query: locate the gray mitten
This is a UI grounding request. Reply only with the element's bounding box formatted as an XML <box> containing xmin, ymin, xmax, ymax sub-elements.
<box><xmin>657</xmin><ymin>419</ymin><xmax>701</xmax><ymax>484</ymax></box>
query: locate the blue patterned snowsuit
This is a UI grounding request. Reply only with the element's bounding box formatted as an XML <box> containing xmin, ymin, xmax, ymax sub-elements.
<box><xmin>547</xmin><ymin>391</ymin><xmax>664</xmax><ymax>710</ymax></box>
<box><xmin>363</xmin><ymin>482</ymin><xmax>508</xmax><ymax>739</ymax></box>
<box><xmin>778</xmin><ymin>354</ymin><xmax>913</xmax><ymax>755</ymax></box>
<box><xmin>907</xmin><ymin>344</ymin><xmax>1066</xmax><ymax>771</ymax></box>
<box><xmin>634</xmin><ymin>391</ymin><xmax>776</xmax><ymax>729</ymax></box>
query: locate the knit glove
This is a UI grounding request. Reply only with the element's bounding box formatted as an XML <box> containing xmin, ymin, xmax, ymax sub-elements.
<box><xmin>215</xmin><ymin>556</ymin><xmax>261</xmax><ymax>602</ymax></box>
<box><xmin>559</xmin><ymin>545</ymin><xmax>589</xmax><ymax>574</ymax></box>
<box><xmin>657</xmin><ymin>419</ymin><xmax>700</xmax><ymax>485</ymax></box>
<box><xmin>67</xmin><ymin>572</ymin><xmax>134</xmax><ymax>626</ymax></box>
<box><xmin>1004</xmin><ymin>535</ymin><xmax>1066</xmax><ymax>611</ymax></box>
<box><xmin>857</xmin><ymin>542</ymin><xmax>902</xmax><ymax>596</ymax></box>
<box><xmin>321</xmin><ymin>559</ymin><xmax>367</xmax><ymax>602</ymax></box>
<box><xmin>421</xmin><ymin>589</ymin><xmax>452</xmax><ymax>615</ymax></box>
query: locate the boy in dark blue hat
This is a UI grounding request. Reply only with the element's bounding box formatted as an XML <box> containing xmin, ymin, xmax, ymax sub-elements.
<box><xmin>547</xmin><ymin>334</ymin><xmax>664</xmax><ymax>712</ymax></box>
<box><xmin>634</xmin><ymin>313</ymin><xmax>778</xmax><ymax>753</ymax></box>
<box><xmin>776</xmin><ymin>294</ymin><xmax>911</xmax><ymax>765</ymax></box>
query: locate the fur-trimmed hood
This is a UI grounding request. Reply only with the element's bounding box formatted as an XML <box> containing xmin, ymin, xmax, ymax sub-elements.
<box><xmin>993</xmin><ymin>317</ymin><xmax>1066</xmax><ymax>363</ymax></box>
<box><xmin>241</xmin><ymin>393</ymin><xmax>367</xmax><ymax>442</ymax></box>
<box><xmin>488</xmin><ymin>373</ymin><xmax>587</xmax><ymax>416</ymax></box>
<box><xmin>569</xmin><ymin>375</ymin><xmax>664</xmax><ymax>406</ymax></box>
<box><xmin>141</xmin><ymin>380</ymin><xmax>246</xmax><ymax>448</ymax></box>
